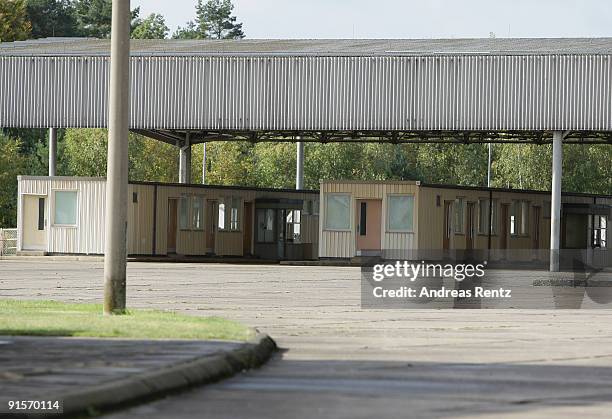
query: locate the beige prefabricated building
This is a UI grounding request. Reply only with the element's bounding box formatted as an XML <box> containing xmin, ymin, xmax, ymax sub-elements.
<box><xmin>17</xmin><ymin>176</ymin><xmax>319</xmax><ymax>259</ymax></box>
<box><xmin>319</xmin><ymin>181</ymin><xmax>610</xmax><ymax>266</ymax></box>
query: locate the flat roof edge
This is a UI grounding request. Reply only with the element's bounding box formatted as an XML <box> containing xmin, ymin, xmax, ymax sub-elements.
<box><xmin>17</xmin><ymin>176</ymin><xmax>319</xmax><ymax>194</ymax></box>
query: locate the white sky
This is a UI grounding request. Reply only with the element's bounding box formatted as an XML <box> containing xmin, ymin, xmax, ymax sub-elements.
<box><xmin>132</xmin><ymin>0</ymin><xmax>612</xmax><ymax>39</ymax></box>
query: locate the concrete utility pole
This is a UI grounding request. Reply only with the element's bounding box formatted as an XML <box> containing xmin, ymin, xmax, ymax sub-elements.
<box><xmin>201</xmin><ymin>142</ymin><xmax>207</xmax><ymax>184</ymax></box>
<box><xmin>550</xmin><ymin>131</ymin><xmax>563</xmax><ymax>272</ymax></box>
<box><xmin>103</xmin><ymin>0</ymin><xmax>131</xmax><ymax>315</ymax></box>
<box><xmin>179</xmin><ymin>133</ymin><xmax>192</xmax><ymax>184</ymax></box>
<box><xmin>296</xmin><ymin>138</ymin><xmax>304</xmax><ymax>190</ymax></box>
<box><xmin>48</xmin><ymin>128</ymin><xmax>57</xmax><ymax>176</ymax></box>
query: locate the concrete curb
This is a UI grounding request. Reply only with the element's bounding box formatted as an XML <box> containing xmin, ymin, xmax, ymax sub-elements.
<box><xmin>32</xmin><ymin>333</ymin><xmax>276</xmax><ymax>418</ymax></box>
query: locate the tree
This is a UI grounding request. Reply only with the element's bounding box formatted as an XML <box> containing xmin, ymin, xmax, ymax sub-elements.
<box><xmin>74</xmin><ymin>0</ymin><xmax>140</xmax><ymax>38</ymax></box>
<box><xmin>172</xmin><ymin>21</ymin><xmax>198</xmax><ymax>39</ymax></box>
<box><xmin>26</xmin><ymin>0</ymin><xmax>79</xmax><ymax>38</ymax></box>
<box><xmin>62</xmin><ymin>128</ymin><xmax>178</xmax><ymax>181</ymax></box>
<box><xmin>173</xmin><ymin>0</ymin><xmax>245</xmax><ymax>40</ymax></box>
<box><xmin>131</xmin><ymin>13</ymin><xmax>168</xmax><ymax>39</ymax></box>
<box><xmin>0</xmin><ymin>133</ymin><xmax>29</xmax><ymax>227</ymax></box>
<box><xmin>0</xmin><ymin>0</ymin><xmax>31</xmax><ymax>41</ymax></box>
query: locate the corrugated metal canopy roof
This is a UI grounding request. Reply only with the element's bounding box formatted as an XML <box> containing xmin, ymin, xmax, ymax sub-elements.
<box><xmin>1</xmin><ymin>37</ymin><xmax>612</xmax><ymax>56</ymax></box>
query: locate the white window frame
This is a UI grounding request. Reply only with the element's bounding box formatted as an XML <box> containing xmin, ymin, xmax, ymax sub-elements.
<box><xmin>286</xmin><ymin>209</ymin><xmax>302</xmax><ymax>243</ymax></box>
<box><xmin>191</xmin><ymin>195</ymin><xmax>205</xmax><ymax>231</ymax></box>
<box><xmin>386</xmin><ymin>194</ymin><xmax>415</xmax><ymax>233</ymax></box>
<box><xmin>454</xmin><ymin>197</ymin><xmax>465</xmax><ymax>234</ymax></box>
<box><xmin>219</xmin><ymin>197</ymin><xmax>241</xmax><ymax>232</ymax></box>
<box><xmin>324</xmin><ymin>193</ymin><xmax>351</xmax><ymax>231</ymax></box>
<box><xmin>218</xmin><ymin>201</ymin><xmax>226</xmax><ymax>231</ymax></box>
<box><xmin>52</xmin><ymin>189</ymin><xmax>78</xmax><ymax>227</ymax></box>
<box><xmin>229</xmin><ymin>197</ymin><xmax>240</xmax><ymax>231</ymax></box>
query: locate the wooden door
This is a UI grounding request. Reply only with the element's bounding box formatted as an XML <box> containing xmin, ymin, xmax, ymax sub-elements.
<box><xmin>243</xmin><ymin>201</ymin><xmax>253</xmax><ymax>255</ymax></box>
<box><xmin>22</xmin><ymin>195</ymin><xmax>47</xmax><ymax>250</ymax></box>
<box><xmin>167</xmin><ymin>199</ymin><xmax>177</xmax><ymax>253</ymax></box>
<box><xmin>355</xmin><ymin>200</ymin><xmax>382</xmax><ymax>252</ymax></box>
<box><xmin>443</xmin><ymin>201</ymin><xmax>453</xmax><ymax>251</ymax></box>
<box><xmin>206</xmin><ymin>200</ymin><xmax>217</xmax><ymax>252</ymax></box>
<box><xmin>500</xmin><ymin>204</ymin><xmax>509</xmax><ymax>250</ymax></box>
<box><xmin>466</xmin><ymin>202</ymin><xmax>475</xmax><ymax>251</ymax></box>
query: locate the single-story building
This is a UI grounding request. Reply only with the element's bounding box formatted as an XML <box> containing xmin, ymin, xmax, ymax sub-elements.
<box><xmin>17</xmin><ymin>176</ymin><xmax>319</xmax><ymax>260</ymax></box>
<box><xmin>319</xmin><ymin>180</ymin><xmax>610</xmax><ymax>266</ymax></box>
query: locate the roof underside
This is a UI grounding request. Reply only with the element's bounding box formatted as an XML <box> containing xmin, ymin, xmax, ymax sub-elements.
<box><xmin>2</xmin><ymin>37</ymin><xmax>612</xmax><ymax>56</ymax></box>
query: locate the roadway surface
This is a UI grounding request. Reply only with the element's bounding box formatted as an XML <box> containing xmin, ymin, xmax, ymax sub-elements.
<box><xmin>2</xmin><ymin>260</ymin><xmax>612</xmax><ymax>418</ymax></box>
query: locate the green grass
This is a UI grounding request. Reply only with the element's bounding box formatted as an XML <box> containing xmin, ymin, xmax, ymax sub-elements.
<box><xmin>0</xmin><ymin>299</ymin><xmax>254</xmax><ymax>341</ymax></box>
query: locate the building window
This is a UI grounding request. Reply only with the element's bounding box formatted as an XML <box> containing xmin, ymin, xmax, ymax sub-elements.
<box><xmin>218</xmin><ymin>197</ymin><xmax>240</xmax><ymax>231</ymax></box>
<box><xmin>256</xmin><ymin>209</ymin><xmax>275</xmax><ymax>243</ymax></box>
<box><xmin>179</xmin><ymin>196</ymin><xmax>189</xmax><ymax>230</ymax></box>
<box><xmin>510</xmin><ymin>200</ymin><xmax>529</xmax><ymax>236</ymax></box>
<box><xmin>192</xmin><ymin>196</ymin><xmax>204</xmax><ymax>230</ymax></box>
<box><xmin>313</xmin><ymin>198</ymin><xmax>320</xmax><ymax>215</ymax></box>
<box><xmin>286</xmin><ymin>210</ymin><xmax>301</xmax><ymax>242</ymax></box>
<box><xmin>54</xmin><ymin>191</ymin><xmax>77</xmax><ymax>226</ymax></box>
<box><xmin>594</xmin><ymin>215</ymin><xmax>607</xmax><ymax>248</ymax></box>
<box><xmin>478</xmin><ymin>199</ymin><xmax>497</xmax><ymax>235</ymax></box>
<box><xmin>521</xmin><ymin>201</ymin><xmax>529</xmax><ymax>235</ymax></box>
<box><xmin>324</xmin><ymin>194</ymin><xmax>350</xmax><ymax>230</ymax></box>
<box><xmin>38</xmin><ymin>198</ymin><xmax>45</xmax><ymax>230</ymax></box>
<box><xmin>218</xmin><ymin>202</ymin><xmax>226</xmax><ymax>230</ymax></box>
<box><xmin>387</xmin><ymin>195</ymin><xmax>414</xmax><ymax>232</ymax></box>
<box><xmin>303</xmin><ymin>200</ymin><xmax>310</xmax><ymax>215</ymax></box>
<box><xmin>230</xmin><ymin>197</ymin><xmax>240</xmax><ymax>231</ymax></box>
<box><xmin>454</xmin><ymin>198</ymin><xmax>465</xmax><ymax>233</ymax></box>
<box><xmin>179</xmin><ymin>195</ymin><xmax>205</xmax><ymax>231</ymax></box>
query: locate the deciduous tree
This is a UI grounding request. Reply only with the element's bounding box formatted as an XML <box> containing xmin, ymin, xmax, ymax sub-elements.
<box><xmin>0</xmin><ymin>0</ymin><xmax>31</xmax><ymax>41</ymax></box>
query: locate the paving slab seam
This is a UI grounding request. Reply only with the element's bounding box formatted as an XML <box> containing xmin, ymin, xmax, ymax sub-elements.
<box><xmin>20</xmin><ymin>333</ymin><xmax>276</xmax><ymax>418</ymax></box>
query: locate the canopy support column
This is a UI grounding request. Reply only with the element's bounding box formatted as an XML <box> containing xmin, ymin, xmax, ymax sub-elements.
<box><xmin>179</xmin><ymin>133</ymin><xmax>192</xmax><ymax>184</ymax></box>
<box><xmin>48</xmin><ymin>128</ymin><xmax>57</xmax><ymax>176</ymax></box>
<box><xmin>550</xmin><ymin>131</ymin><xmax>563</xmax><ymax>272</ymax></box>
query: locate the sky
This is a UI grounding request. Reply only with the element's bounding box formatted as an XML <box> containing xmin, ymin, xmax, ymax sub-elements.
<box><xmin>132</xmin><ymin>0</ymin><xmax>612</xmax><ymax>39</ymax></box>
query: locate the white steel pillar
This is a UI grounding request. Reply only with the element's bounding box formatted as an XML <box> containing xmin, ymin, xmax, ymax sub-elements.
<box><xmin>550</xmin><ymin>131</ymin><xmax>563</xmax><ymax>272</ymax></box>
<box><xmin>201</xmin><ymin>142</ymin><xmax>207</xmax><ymax>184</ymax></box>
<box><xmin>48</xmin><ymin>128</ymin><xmax>57</xmax><ymax>176</ymax></box>
<box><xmin>104</xmin><ymin>0</ymin><xmax>131</xmax><ymax>315</ymax></box>
<box><xmin>179</xmin><ymin>133</ymin><xmax>191</xmax><ymax>184</ymax></box>
<box><xmin>296</xmin><ymin>139</ymin><xmax>304</xmax><ymax>190</ymax></box>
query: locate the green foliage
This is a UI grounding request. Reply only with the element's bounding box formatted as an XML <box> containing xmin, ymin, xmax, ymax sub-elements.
<box><xmin>131</xmin><ymin>13</ymin><xmax>168</xmax><ymax>39</ymax></box>
<box><xmin>173</xmin><ymin>0</ymin><xmax>244</xmax><ymax>40</ymax></box>
<box><xmin>73</xmin><ymin>0</ymin><xmax>140</xmax><ymax>38</ymax></box>
<box><xmin>0</xmin><ymin>133</ymin><xmax>28</xmax><ymax>227</ymax></box>
<box><xmin>62</xmin><ymin>128</ymin><xmax>178</xmax><ymax>182</ymax></box>
<box><xmin>172</xmin><ymin>21</ymin><xmax>198</xmax><ymax>40</ymax></box>
<box><xmin>494</xmin><ymin>143</ymin><xmax>612</xmax><ymax>194</ymax></box>
<box><xmin>0</xmin><ymin>0</ymin><xmax>31</xmax><ymax>41</ymax></box>
<box><xmin>26</xmin><ymin>0</ymin><xmax>79</xmax><ymax>38</ymax></box>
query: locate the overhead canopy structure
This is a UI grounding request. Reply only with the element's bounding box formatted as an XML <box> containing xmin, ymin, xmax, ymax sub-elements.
<box><xmin>2</xmin><ymin>37</ymin><xmax>610</xmax><ymax>273</ymax></box>
<box><xmin>1</xmin><ymin>37</ymin><xmax>611</xmax><ymax>144</ymax></box>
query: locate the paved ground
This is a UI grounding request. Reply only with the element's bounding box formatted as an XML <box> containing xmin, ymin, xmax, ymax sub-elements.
<box><xmin>2</xmin><ymin>260</ymin><xmax>612</xmax><ymax>418</ymax></box>
<box><xmin>0</xmin><ymin>336</ymin><xmax>243</xmax><ymax>409</ymax></box>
